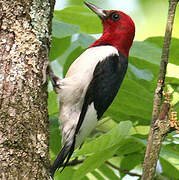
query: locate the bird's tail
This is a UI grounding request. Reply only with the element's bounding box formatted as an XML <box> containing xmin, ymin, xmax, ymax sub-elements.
<box><xmin>50</xmin><ymin>140</ymin><xmax>75</xmax><ymax>179</ymax></box>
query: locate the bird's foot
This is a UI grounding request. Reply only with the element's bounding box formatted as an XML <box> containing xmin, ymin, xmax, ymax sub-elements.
<box><xmin>42</xmin><ymin>61</ymin><xmax>61</xmax><ymax>94</ymax></box>
<box><xmin>42</xmin><ymin>61</ymin><xmax>49</xmax><ymax>84</ymax></box>
<box><xmin>51</xmin><ymin>77</ymin><xmax>62</xmax><ymax>94</ymax></box>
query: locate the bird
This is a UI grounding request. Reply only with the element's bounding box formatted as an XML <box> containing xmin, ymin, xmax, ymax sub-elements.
<box><xmin>49</xmin><ymin>1</ymin><xmax>135</xmax><ymax>178</ymax></box>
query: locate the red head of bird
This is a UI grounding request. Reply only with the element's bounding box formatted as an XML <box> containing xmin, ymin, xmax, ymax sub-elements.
<box><xmin>85</xmin><ymin>1</ymin><xmax>135</xmax><ymax>58</ymax></box>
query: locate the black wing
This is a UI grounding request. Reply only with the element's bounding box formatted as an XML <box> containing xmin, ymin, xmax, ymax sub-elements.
<box><xmin>76</xmin><ymin>52</ymin><xmax>128</xmax><ymax>134</ymax></box>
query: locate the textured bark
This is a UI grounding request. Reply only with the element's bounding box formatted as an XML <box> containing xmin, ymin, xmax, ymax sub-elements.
<box><xmin>141</xmin><ymin>102</ymin><xmax>171</xmax><ymax>180</ymax></box>
<box><xmin>0</xmin><ymin>0</ymin><xmax>55</xmax><ymax>179</ymax></box>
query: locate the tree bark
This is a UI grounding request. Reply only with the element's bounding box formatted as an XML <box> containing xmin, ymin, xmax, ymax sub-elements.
<box><xmin>0</xmin><ymin>0</ymin><xmax>55</xmax><ymax>179</ymax></box>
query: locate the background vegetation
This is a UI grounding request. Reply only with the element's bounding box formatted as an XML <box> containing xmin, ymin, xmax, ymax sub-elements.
<box><xmin>48</xmin><ymin>0</ymin><xmax>179</xmax><ymax>179</ymax></box>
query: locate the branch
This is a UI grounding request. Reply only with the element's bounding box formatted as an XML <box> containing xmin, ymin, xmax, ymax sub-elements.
<box><xmin>142</xmin><ymin>100</ymin><xmax>171</xmax><ymax>180</ymax></box>
<box><xmin>141</xmin><ymin>0</ymin><xmax>178</xmax><ymax>179</ymax></box>
<box><xmin>61</xmin><ymin>159</ymin><xmax>142</xmax><ymax>177</ymax></box>
<box><xmin>105</xmin><ymin>161</ymin><xmax>141</xmax><ymax>178</ymax></box>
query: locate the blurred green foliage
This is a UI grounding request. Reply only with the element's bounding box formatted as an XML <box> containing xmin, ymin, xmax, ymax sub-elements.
<box><xmin>49</xmin><ymin>1</ymin><xmax>179</xmax><ymax>179</ymax></box>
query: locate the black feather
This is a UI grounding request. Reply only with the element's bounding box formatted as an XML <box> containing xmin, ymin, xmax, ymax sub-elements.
<box><xmin>91</xmin><ymin>52</ymin><xmax>128</xmax><ymax>119</ymax></box>
<box><xmin>50</xmin><ymin>139</ymin><xmax>75</xmax><ymax>178</ymax></box>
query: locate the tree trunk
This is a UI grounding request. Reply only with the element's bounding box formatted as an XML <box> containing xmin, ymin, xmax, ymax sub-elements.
<box><xmin>0</xmin><ymin>0</ymin><xmax>55</xmax><ymax>179</ymax></box>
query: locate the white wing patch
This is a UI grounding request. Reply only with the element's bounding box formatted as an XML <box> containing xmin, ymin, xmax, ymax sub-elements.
<box><xmin>66</xmin><ymin>45</ymin><xmax>119</xmax><ymax>78</ymax></box>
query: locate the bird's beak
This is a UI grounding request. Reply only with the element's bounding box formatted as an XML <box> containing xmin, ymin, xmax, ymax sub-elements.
<box><xmin>84</xmin><ymin>1</ymin><xmax>106</xmax><ymax>19</ymax></box>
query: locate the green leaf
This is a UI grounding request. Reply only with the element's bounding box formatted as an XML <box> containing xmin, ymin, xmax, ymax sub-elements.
<box><xmin>91</xmin><ymin>170</ymin><xmax>105</xmax><ymax>180</ymax></box>
<box><xmin>130</xmin><ymin>126</ymin><xmax>150</xmax><ymax>136</ymax></box>
<box><xmin>160</xmin><ymin>145</ymin><xmax>179</xmax><ymax>170</ymax></box>
<box><xmin>116</xmin><ymin>137</ymin><xmax>145</xmax><ymax>155</ymax></box>
<box><xmin>77</xmin><ymin>33</ymin><xmax>96</xmax><ymax>48</ymax></box>
<box><xmin>95</xmin><ymin>117</ymin><xmax>117</xmax><ymax>133</ymax></box>
<box><xmin>63</xmin><ymin>45</ymin><xmax>84</xmax><ymax>76</ymax></box>
<box><xmin>48</xmin><ymin>91</ymin><xmax>58</xmax><ymax>115</ymax></box>
<box><xmin>159</xmin><ymin>144</ymin><xmax>179</xmax><ymax>179</ymax></box>
<box><xmin>175</xmin><ymin>103</ymin><xmax>179</xmax><ymax>115</ymax></box>
<box><xmin>73</xmin><ymin>145</ymin><xmax>119</xmax><ymax>180</ymax></box>
<box><xmin>62</xmin><ymin>33</ymin><xmax>95</xmax><ymax>76</ymax></box>
<box><xmin>76</xmin><ymin>121</ymin><xmax>132</xmax><ymax>156</ymax></box>
<box><xmin>98</xmin><ymin>164</ymin><xmax>120</xmax><ymax>180</ymax></box>
<box><xmin>160</xmin><ymin>157</ymin><xmax>179</xmax><ymax>179</ymax></box>
<box><xmin>49</xmin><ymin>115</ymin><xmax>61</xmax><ymax>162</ymax></box>
<box><xmin>130</xmin><ymin>41</ymin><xmax>161</xmax><ymax>65</ymax></box>
<box><xmin>166</xmin><ymin>77</ymin><xmax>179</xmax><ymax>85</ymax></box>
<box><xmin>54</xmin><ymin>167</ymin><xmax>75</xmax><ymax>180</ymax></box>
<box><xmin>128</xmin><ymin>57</ymin><xmax>159</xmax><ymax>93</ymax></box>
<box><xmin>54</xmin><ymin>7</ymin><xmax>102</xmax><ymax>34</ymax></box>
<box><xmin>120</xmin><ymin>153</ymin><xmax>142</xmax><ymax>171</ymax></box>
<box><xmin>167</xmin><ymin>63</ymin><xmax>179</xmax><ymax>79</ymax></box>
<box><xmin>129</xmin><ymin>64</ymin><xmax>154</xmax><ymax>81</ymax></box>
<box><xmin>129</xmin><ymin>57</ymin><xmax>159</xmax><ymax>78</ymax></box>
<box><xmin>49</xmin><ymin>36</ymin><xmax>71</xmax><ymax>61</ymax></box>
<box><xmin>52</xmin><ymin>20</ymin><xmax>79</xmax><ymax>38</ymax></box>
<box><xmin>145</xmin><ymin>37</ymin><xmax>179</xmax><ymax>65</ymax></box>
<box><xmin>57</xmin><ymin>40</ymin><xmax>81</xmax><ymax>68</ymax></box>
<box><xmin>50</xmin><ymin>60</ymin><xmax>63</xmax><ymax>78</ymax></box>
<box><xmin>81</xmin><ymin>177</ymin><xmax>89</xmax><ymax>180</ymax></box>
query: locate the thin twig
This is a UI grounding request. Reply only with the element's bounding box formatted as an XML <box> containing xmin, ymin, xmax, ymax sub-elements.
<box><xmin>142</xmin><ymin>101</ymin><xmax>171</xmax><ymax>180</ymax></box>
<box><xmin>105</xmin><ymin>161</ymin><xmax>141</xmax><ymax>178</ymax></box>
<box><xmin>141</xmin><ymin>0</ymin><xmax>178</xmax><ymax>180</ymax></box>
<box><xmin>61</xmin><ymin>159</ymin><xmax>142</xmax><ymax>177</ymax></box>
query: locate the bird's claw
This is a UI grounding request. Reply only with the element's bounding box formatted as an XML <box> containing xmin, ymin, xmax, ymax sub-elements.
<box><xmin>42</xmin><ymin>61</ymin><xmax>61</xmax><ymax>94</ymax></box>
<box><xmin>51</xmin><ymin>76</ymin><xmax>62</xmax><ymax>94</ymax></box>
<box><xmin>42</xmin><ymin>61</ymin><xmax>49</xmax><ymax>84</ymax></box>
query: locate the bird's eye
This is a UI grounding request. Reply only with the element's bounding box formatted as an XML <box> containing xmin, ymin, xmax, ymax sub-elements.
<box><xmin>111</xmin><ymin>13</ymin><xmax>120</xmax><ymax>21</ymax></box>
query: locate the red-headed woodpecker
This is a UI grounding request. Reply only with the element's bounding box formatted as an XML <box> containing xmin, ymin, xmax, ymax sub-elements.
<box><xmin>50</xmin><ymin>1</ymin><xmax>135</xmax><ymax>178</ymax></box>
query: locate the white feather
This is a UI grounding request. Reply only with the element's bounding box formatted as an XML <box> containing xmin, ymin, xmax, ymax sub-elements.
<box><xmin>59</xmin><ymin>45</ymin><xmax>118</xmax><ymax>148</ymax></box>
